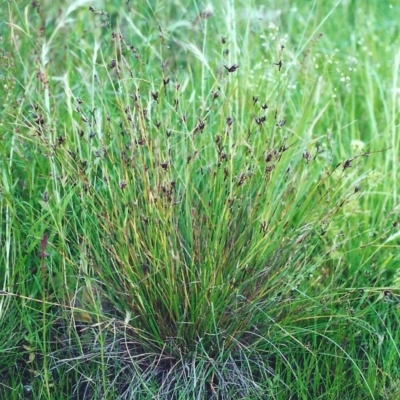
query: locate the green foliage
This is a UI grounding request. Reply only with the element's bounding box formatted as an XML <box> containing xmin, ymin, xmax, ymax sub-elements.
<box><xmin>1</xmin><ymin>0</ymin><xmax>399</xmax><ymax>398</ymax></box>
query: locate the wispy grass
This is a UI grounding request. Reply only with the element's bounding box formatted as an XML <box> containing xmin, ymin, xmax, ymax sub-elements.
<box><xmin>1</xmin><ymin>0</ymin><xmax>399</xmax><ymax>399</ymax></box>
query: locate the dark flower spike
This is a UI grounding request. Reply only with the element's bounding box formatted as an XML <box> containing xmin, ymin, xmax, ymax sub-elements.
<box><xmin>303</xmin><ymin>150</ymin><xmax>311</xmax><ymax>164</ymax></box>
<box><xmin>193</xmin><ymin>119</ymin><xmax>205</xmax><ymax>135</ymax></box>
<box><xmin>343</xmin><ymin>159</ymin><xmax>352</xmax><ymax>170</ymax></box>
<box><xmin>151</xmin><ymin>91</ymin><xmax>159</xmax><ymax>102</ymax></box>
<box><xmin>255</xmin><ymin>116</ymin><xmax>266</xmax><ymax>126</ymax></box>
<box><xmin>224</xmin><ymin>64</ymin><xmax>240</xmax><ymax>73</ymax></box>
<box><xmin>226</xmin><ymin>117</ymin><xmax>234</xmax><ymax>126</ymax></box>
<box><xmin>108</xmin><ymin>59</ymin><xmax>117</xmax><ymax>69</ymax></box>
<box><xmin>273</xmin><ymin>60</ymin><xmax>282</xmax><ymax>71</ymax></box>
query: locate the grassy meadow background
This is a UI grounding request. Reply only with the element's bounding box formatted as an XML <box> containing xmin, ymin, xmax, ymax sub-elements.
<box><xmin>1</xmin><ymin>0</ymin><xmax>400</xmax><ymax>398</ymax></box>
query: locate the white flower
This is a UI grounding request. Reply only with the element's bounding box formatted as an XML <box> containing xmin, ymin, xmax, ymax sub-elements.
<box><xmin>351</xmin><ymin>139</ymin><xmax>365</xmax><ymax>153</ymax></box>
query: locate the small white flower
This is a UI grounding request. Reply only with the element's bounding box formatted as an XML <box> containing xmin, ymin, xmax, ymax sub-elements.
<box><xmin>351</xmin><ymin>139</ymin><xmax>365</xmax><ymax>153</ymax></box>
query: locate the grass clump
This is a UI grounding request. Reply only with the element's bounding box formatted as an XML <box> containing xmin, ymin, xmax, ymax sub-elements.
<box><xmin>1</xmin><ymin>0</ymin><xmax>400</xmax><ymax>399</ymax></box>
